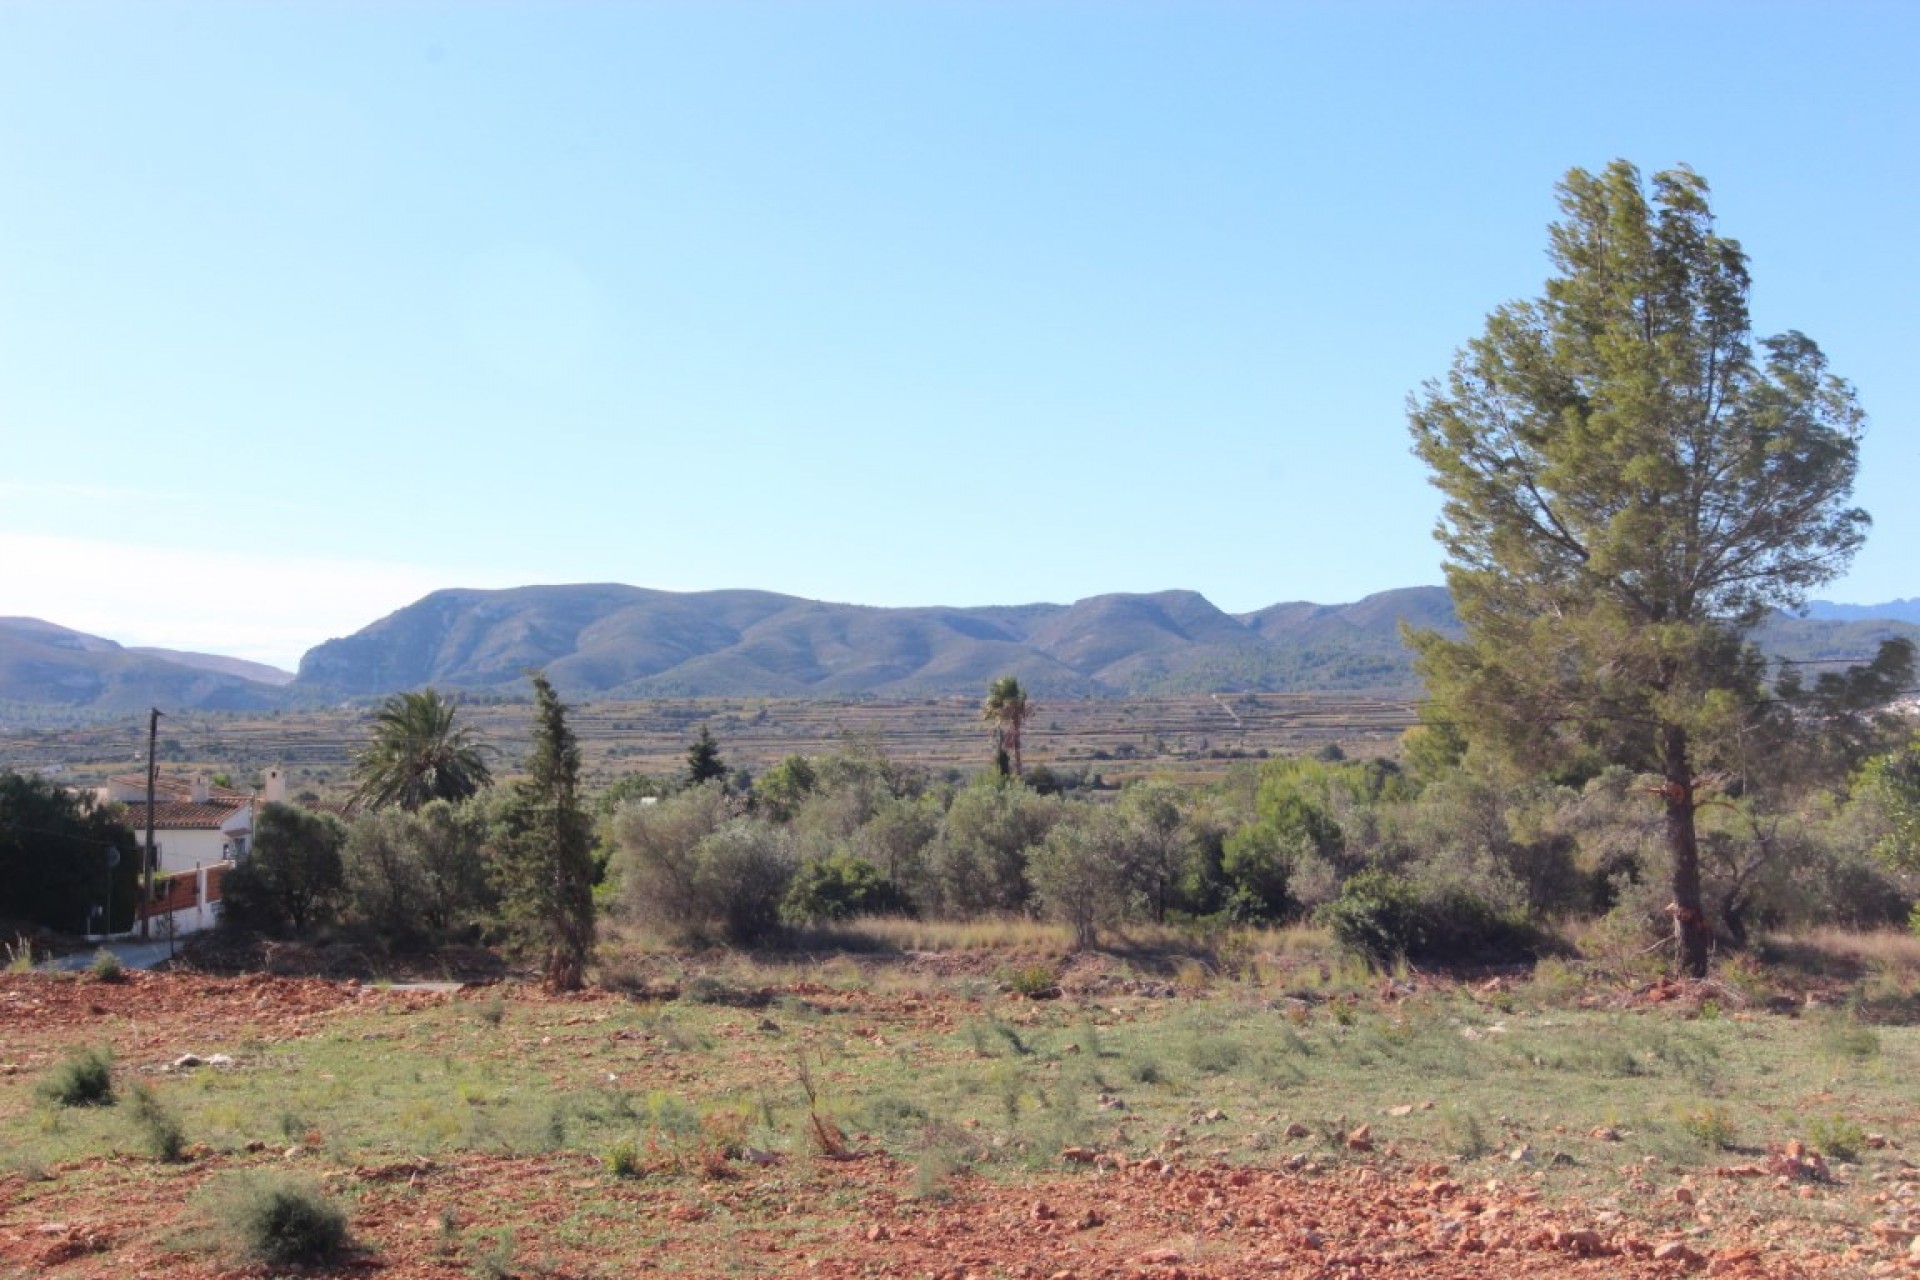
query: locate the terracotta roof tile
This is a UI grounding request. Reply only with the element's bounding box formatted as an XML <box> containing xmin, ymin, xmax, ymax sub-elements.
<box><xmin>136</xmin><ymin>801</ymin><xmax>250</xmax><ymax>830</ymax></box>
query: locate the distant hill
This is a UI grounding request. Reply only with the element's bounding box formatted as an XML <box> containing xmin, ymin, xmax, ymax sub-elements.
<box><xmin>127</xmin><ymin>647</ymin><xmax>296</xmax><ymax>687</ymax></box>
<box><xmin>1750</xmin><ymin>613</ymin><xmax>1920</xmax><ymax>668</ymax></box>
<box><xmin>291</xmin><ymin>584</ymin><xmax>1463</xmax><ymax>700</ymax></box>
<box><xmin>1805</xmin><ymin>599</ymin><xmax>1920</xmax><ymax>626</ymax></box>
<box><xmin>9</xmin><ymin>586</ymin><xmax>1918</xmax><ymax>714</ymax></box>
<box><xmin>0</xmin><ymin>618</ymin><xmax>289</xmax><ymax>712</ymax></box>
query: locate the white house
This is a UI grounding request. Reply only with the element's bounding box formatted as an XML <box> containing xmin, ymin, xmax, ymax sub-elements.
<box><xmin>90</xmin><ymin>768</ymin><xmax>291</xmax><ymax>939</ymax></box>
<box><xmin>99</xmin><ymin>770</ymin><xmax>287</xmax><ymax>873</ymax></box>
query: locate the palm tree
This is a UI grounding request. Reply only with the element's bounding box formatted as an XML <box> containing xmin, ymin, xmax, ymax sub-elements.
<box><xmin>982</xmin><ymin>675</ymin><xmax>1031</xmax><ymax>778</ymax></box>
<box><xmin>350</xmin><ymin>689</ymin><xmax>495</xmax><ymax>812</ymax></box>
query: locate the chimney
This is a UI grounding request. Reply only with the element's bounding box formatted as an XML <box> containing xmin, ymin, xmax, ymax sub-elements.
<box><xmin>263</xmin><ymin>767</ymin><xmax>286</xmax><ymax>805</ymax></box>
<box><xmin>191</xmin><ymin>773</ymin><xmax>211</xmax><ymax>804</ymax></box>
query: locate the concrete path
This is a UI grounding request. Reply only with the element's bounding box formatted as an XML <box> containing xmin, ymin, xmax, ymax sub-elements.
<box><xmin>47</xmin><ymin>940</ymin><xmax>179</xmax><ymax>972</ymax></box>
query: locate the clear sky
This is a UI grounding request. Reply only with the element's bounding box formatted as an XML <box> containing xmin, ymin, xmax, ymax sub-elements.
<box><xmin>3</xmin><ymin>1</ymin><xmax>1915</xmax><ymax>671</ymax></box>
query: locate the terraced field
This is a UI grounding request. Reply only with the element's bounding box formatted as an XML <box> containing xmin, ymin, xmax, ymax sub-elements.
<box><xmin>0</xmin><ymin>694</ymin><xmax>1417</xmax><ymax>797</ymax></box>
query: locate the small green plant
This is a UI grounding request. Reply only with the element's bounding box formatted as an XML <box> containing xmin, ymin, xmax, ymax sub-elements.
<box><xmin>128</xmin><ymin>1082</ymin><xmax>187</xmax><ymax>1161</ymax></box>
<box><xmin>469</xmin><ymin>1226</ymin><xmax>517</xmax><ymax>1280</ymax></box>
<box><xmin>5</xmin><ymin>934</ymin><xmax>35</xmax><ymax>973</ymax></box>
<box><xmin>605</xmin><ymin>1139</ymin><xmax>644</xmax><ymax>1178</ymax></box>
<box><xmin>1676</xmin><ymin>1102</ymin><xmax>1739</xmax><ymax>1151</ymax></box>
<box><xmin>206</xmin><ymin>1173</ymin><xmax>349</xmax><ymax>1266</ymax></box>
<box><xmin>1439</xmin><ymin>1105</ymin><xmax>1492</xmax><ymax>1159</ymax></box>
<box><xmin>473</xmin><ymin>996</ymin><xmax>506</xmax><ymax>1027</ymax></box>
<box><xmin>1815</xmin><ymin>1010</ymin><xmax>1881</xmax><ymax>1065</ymax></box>
<box><xmin>1806</xmin><ymin>1114</ymin><xmax>1867</xmax><ymax>1163</ymax></box>
<box><xmin>1526</xmin><ymin>956</ymin><xmax>1584</xmax><ymax>1006</ymax></box>
<box><xmin>1003</xmin><ymin>963</ymin><xmax>1059</xmax><ymax>998</ymax></box>
<box><xmin>912</xmin><ymin>1144</ymin><xmax>957</xmax><ymax>1201</ymax></box>
<box><xmin>89</xmin><ymin>948</ymin><xmax>125</xmax><ymax>983</ymax></box>
<box><xmin>38</xmin><ymin>1046</ymin><xmax>114</xmax><ymax>1108</ymax></box>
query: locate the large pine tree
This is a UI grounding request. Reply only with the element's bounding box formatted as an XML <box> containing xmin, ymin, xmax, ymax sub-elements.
<box><xmin>1408</xmin><ymin>160</ymin><xmax>1870</xmax><ymax>977</ymax></box>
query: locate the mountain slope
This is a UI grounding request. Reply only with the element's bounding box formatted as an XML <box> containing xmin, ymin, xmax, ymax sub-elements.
<box><xmin>290</xmin><ymin>585</ymin><xmax>1454</xmax><ymax>699</ymax></box>
<box><xmin>0</xmin><ymin>618</ymin><xmax>287</xmax><ymax>711</ymax></box>
<box><xmin>12</xmin><ymin>585</ymin><xmax>1917</xmax><ymax>712</ymax></box>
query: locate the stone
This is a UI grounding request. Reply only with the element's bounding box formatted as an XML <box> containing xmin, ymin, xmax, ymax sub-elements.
<box><xmin>1652</xmin><ymin>1240</ymin><xmax>1707</xmax><ymax>1270</ymax></box>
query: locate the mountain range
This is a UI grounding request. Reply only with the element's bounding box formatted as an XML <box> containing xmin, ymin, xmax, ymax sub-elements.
<box><xmin>2</xmin><ymin>588</ymin><xmax>1915</xmax><ymax>713</ymax></box>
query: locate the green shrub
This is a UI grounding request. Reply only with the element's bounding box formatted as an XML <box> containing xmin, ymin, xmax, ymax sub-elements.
<box><xmin>207</xmin><ymin>1173</ymin><xmax>349</xmax><ymax>1266</ymax></box>
<box><xmin>782</xmin><ymin>854</ymin><xmax>911</xmax><ymax>924</ymax></box>
<box><xmin>39</xmin><ymin>1047</ymin><xmax>114</xmax><ymax>1108</ymax></box>
<box><xmin>128</xmin><ymin>1082</ymin><xmax>188</xmax><ymax>1160</ymax></box>
<box><xmin>1002</xmin><ymin>963</ymin><xmax>1059</xmax><ymax>999</ymax></box>
<box><xmin>1322</xmin><ymin>871</ymin><xmax>1539</xmax><ymax>967</ymax></box>
<box><xmin>1806</xmin><ymin>1114</ymin><xmax>1867</xmax><ymax>1162</ymax></box>
<box><xmin>1418</xmin><ymin>887</ymin><xmax>1540</xmax><ymax>962</ymax></box>
<box><xmin>614</xmin><ymin>794</ymin><xmax>796</xmax><ymax>946</ymax></box>
<box><xmin>605</xmin><ymin>1139</ymin><xmax>644</xmax><ymax>1178</ymax></box>
<box><xmin>1322</xmin><ymin>870</ymin><xmax>1424</xmax><ymax>966</ymax></box>
<box><xmin>89</xmin><ymin>948</ymin><xmax>124</xmax><ymax>983</ymax></box>
<box><xmin>1676</xmin><ymin>1102</ymin><xmax>1739</xmax><ymax>1151</ymax></box>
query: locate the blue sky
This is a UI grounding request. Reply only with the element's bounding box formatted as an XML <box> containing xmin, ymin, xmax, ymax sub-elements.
<box><xmin>3</xmin><ymin>1</ymin><xmax>1916</xmax><ymax>671</ymax></box>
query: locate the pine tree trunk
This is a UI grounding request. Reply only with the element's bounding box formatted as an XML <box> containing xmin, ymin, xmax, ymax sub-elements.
<box><xmin>1661</xmin><ymin>725</ymin><xmax>1712</xmax><ymax>978</ymax></box>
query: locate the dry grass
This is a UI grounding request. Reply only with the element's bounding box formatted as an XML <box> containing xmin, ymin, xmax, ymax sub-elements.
<box><xmin>832</xmin><ymin>916</ymin><xmax>1076</xmax><ymax>953</ymax></box>
<box><xmin>1779</xmin><ymin>926</ymin><xmax>1920</xmax><ymax>977</ymax></box>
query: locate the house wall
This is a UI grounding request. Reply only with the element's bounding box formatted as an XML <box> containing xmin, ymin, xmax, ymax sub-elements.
<box><xmin>129</xmin><ymin>862</ymin><xmax>230</xmax><ymax>939</ymax></box>
<box><xmin>151</xmin><ymin>829</ymin><xmax>231</xmax><ymax>876</ymax></box>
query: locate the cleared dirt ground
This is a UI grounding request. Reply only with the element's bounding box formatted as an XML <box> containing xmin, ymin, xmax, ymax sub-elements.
<box><xmin>5</xmin><ymin>965</ymin><xmax>1914</xmax><ymax>1279</ymax></box>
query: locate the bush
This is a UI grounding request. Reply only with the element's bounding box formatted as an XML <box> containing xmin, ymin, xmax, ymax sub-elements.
<box><xmin>206</xmin><ymin>1173</ymin><xmax>349</xmax><ymax>1266</ymax></box>
<box><xmin>694</xmin><ymin>823</ymin><xmax>796</xmax><ymax>944</ymax></box>
<box><xmin>128</xmin><ymin>1082</ymin><xmax>187</xmax><ymax>1161</ymax></box>
<box><xmin>1002</xmin><ymin>963</ymin><xmax>1060</xmax><ymax>998</ymax></box>
<box><xmin>1418</xmin><ymin>886</ymin><xmax>1541</xmax><ymax>962</ymax></box>
<box><xmin>614</xmin><ymin>791</ymin><xmax>795</xmax><ymax>945</ymax></box>
<box><xmin>1806</xmin><ymin>1114</ymin><xmax>1867</xmax><ymax>1162</ymax></box>
<box><xmin>89</xmin><ymin>948</ymin><xmax>124</xmax><ymax>983</ymax></box>
<box><xmin>1322</xmin><ymin>870</ymin><xmax>1424</xmax><ymax>967</ymax></box>
<box><xmin>783</xmin><ymin>854</ymin><xmax>912</xmax><ymax>924</ymax></box>
<box><xmin>605</xmin><ymin>1139</ymin><xmax>644</xmax><ymax>1178</ymax></box>
<box><xmin>1322</xmin><ymin>869</ymin><xmax>1541</xmax><ymax>967</ymax></box>
<box><xmin>39</xmin><ymin>1046</ymin><xmax>114</xmax><ymax>1108</ymax></box>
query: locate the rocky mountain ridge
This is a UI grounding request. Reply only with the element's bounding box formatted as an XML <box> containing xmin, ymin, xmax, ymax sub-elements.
<box><xmin>4</xmin><ymin>587</ymin><xmax>1916</xmax><ymax>713</ymax></box>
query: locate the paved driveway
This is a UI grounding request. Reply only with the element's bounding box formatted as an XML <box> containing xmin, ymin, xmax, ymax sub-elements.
<box><xmin>48</xmin><ymin>940</ymin><xmax>180</xmax><ymax>972</ymax></box>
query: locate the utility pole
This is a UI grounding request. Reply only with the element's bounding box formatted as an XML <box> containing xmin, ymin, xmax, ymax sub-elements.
<box><xmin>142</xmin><ymin>708</ymin><xmax>161</xmax><ymax>941</ymax></box>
